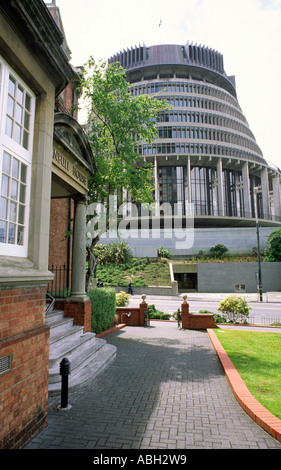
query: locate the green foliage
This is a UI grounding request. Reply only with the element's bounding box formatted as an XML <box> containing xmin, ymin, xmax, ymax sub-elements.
<box><xmin>94</xmin><ymin>242</ymin><xmax>131</xmax><ymax>265</ymax></box>
<box><xmin>81</xmin><ymin>59</ymin><xmax>169</xmax><ymax>288</ymax></box>
<box><xmin>213</xmin><ymin>313</ymin><xmax>227</xmax><ymax>323</ymax></box>
<box><xmin>217</xmin><ymin>295</ymin><xmax>251</xmax><ymax>323</ymax></box>
<box><xmin>209</xmin><ymin>244</ymin><xmax>229</xmax><ymax>259</ymax></box>
<box><xmin>157</xmin><ymin>246</ymin><xmax>172</xmax><ymax>259</ymax></box>
<box><xmin>81</xmin><ymin>58</ymin><xmax>169</xmax><ymax>206</ymax></box>
<box><xmin>148</xmin><ymin>304</ymin><xmax>170</xmax><ymax>320</ymax></box>
<box><xmin>264</xmin><ymin>228</ymin><xmax>281</xmax><ymax>262</ymax></box>
<box><xmin>88</xmin><ymin>287</ymin><xmax>116</xmax><ymax>333</ymax></box>
<box><xmin>96</xmin><ymin>257</ymin><xmax>170</xmax><ymax>287</ymax></box>
<box><xmin>116</xmin><ymin>291</ymin><xmax>130</xmax><ymax>307</ymax></box>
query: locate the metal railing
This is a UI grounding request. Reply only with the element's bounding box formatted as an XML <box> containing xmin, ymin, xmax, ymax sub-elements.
<box><xmin>48</xmin><ymin>264</ymin><xmax>71</xmax><ymax>299</ymax></box>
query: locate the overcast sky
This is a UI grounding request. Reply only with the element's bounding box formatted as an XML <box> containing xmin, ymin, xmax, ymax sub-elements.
<box><xmin>50</xmin><ymin>0</ymin><xmax>281</xmax><ymax>169</ymax></box>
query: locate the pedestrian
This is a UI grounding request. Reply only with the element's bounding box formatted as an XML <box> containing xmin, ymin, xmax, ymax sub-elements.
<box><xmin>128</xmin><ymin>281</ymin><xmax>133</xmax><ymax>295</ymax></box>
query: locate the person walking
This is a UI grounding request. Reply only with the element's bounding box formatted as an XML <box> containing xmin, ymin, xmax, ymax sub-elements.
<box><xmin>128</xmin><ymin>281</ymin><xmax>133</xmax><ymax>295</ymax></box>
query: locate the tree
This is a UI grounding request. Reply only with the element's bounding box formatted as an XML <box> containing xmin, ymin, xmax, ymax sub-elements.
<box><xmin>79</xmin><ymin>58</ymin><xmax>169</xmax><ymax>290</ymax></box>
<box><xmin>264</xmin><ymin>228</ymin><xmax>281</xmax><ymax>262</ymax></box>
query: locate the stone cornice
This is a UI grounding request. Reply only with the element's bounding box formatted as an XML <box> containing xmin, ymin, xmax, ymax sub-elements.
<box><xmin>0</xmin><ymin>0</ymin><xmax>75</xmax><ymax>95</ymax></box>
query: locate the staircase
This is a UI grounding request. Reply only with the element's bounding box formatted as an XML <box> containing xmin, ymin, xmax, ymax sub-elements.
<box><xmin>46</xmin><ymin>309</ymin><xmax>117</xmax><ymax>394</ymax></box>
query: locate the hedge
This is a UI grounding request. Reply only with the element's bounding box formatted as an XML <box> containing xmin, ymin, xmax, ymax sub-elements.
<box><xmin>88</xmin><ymin>287</ymin><xmax>116</xmax><ymax>334</ymax></box>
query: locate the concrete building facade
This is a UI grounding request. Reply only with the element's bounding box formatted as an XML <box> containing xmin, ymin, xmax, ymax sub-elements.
<box><xmin>0</xmin><ymin>0</ymin><xmax>94</xmax><ymax>448</ymax></box>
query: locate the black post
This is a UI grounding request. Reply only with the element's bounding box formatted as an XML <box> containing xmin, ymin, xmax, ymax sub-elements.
<box><xmin>59</xmin><ymin>358</ymin><xmax>71</xmax><ymax>409</ymax></box>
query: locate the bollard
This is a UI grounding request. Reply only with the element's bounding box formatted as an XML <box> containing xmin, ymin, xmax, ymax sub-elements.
<box><xmin>177</xmin><ymin>308</ymin><xmax>182</xmax><ymax>329</ymax></box>
<box><xmin>58</xmin><ymin>357</ymin><xmax>71</xmax><ymax>410</ymax></box>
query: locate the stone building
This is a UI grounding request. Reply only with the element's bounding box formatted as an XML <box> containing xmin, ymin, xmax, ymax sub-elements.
<box><xmin>0</xmin><ymin>0</ymin><xmax>94</xmax><ymax>448</ymax></box>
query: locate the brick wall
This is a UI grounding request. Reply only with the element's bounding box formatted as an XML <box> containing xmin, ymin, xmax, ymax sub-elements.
<box><xmin>0</xmin><ymin>286</ymin><xmax>50</xmax><ymax>449</ymax></box>
<box><xmin>49</xmin><ymin>198</ymin><xmax>72</xmax><ymax>269</ymax></box>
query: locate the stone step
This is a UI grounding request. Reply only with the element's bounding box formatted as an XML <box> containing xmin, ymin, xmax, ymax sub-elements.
<box><xmin>48</xmin><ymin>341</ymin><xmax>117</xmax><ymax>393</ymax></box>
<box><xmin>47</xmin><ymin>309</ymin><xmax>117</xmax><ymax>394</ymax></box>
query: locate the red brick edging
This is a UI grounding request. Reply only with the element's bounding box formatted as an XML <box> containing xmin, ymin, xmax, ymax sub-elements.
<box><xmin>96</xmin><ymin>324</ymin><xmax>126</xmax><ymax>338</ymax></box>
<box><xmin>207</xmin><ymin>328</ymin><xmax>281</xmax><ymax>443</ymax></box>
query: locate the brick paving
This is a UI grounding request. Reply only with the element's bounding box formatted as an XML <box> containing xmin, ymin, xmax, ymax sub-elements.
<box><xmin>25</xmin><ymin>321</ymin><xmax>281</xmax><ymax>450</ymax></box>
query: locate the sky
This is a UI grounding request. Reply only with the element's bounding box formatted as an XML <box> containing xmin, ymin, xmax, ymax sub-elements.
<box><xmin>48</xmin><ymin>0</ymin><xmax>281</xmax><ymax>169</ymax></box>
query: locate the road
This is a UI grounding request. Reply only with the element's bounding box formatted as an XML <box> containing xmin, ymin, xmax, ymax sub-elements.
<box><xmin>127</xmin><ymin>294</ymin><xmax>281</xmax><ymax>325</ymax></box>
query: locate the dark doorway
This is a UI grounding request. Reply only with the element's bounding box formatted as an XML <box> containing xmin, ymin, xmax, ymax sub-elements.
<box><xmin>174</xmin><ymin>273</ymin><xmax>198</xmax><ymax>291</ymax></box>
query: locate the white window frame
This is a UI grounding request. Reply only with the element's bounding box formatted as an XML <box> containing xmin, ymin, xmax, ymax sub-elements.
<box><xmin>0</xmin><ymin>57</ymin><xmax>35</xmax><ymax>257</ymax></box>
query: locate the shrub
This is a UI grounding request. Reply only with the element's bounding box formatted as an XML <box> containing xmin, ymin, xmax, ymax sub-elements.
<box><xmin>213</xmin><ymin>313</ymin><xmax>227</xmax><ymax>323</ymax></box>
<box><xmin>217</xmin><ymin>295</ymin><xmax>251</xmax><ymax>323</ymax></box>
<box><xmin>148</xmin><ymin>304</ymin><xmax>170</xmax><ymax>320</ymax></box>
<box><xmin>116</xmin><ymin>291</ymin><xmax>130</xmax><ymax>307</ymax></box>
<box><xmin>88</xmin><ymin>287</ymin><xmax>116</xmax><ymax>333</ymax></box>
<box><xmin>264</xmin><ymin>228</ymin><xmax>281</xmax><ymax>262</ymax></box>
<box><xmin>209</xmin><ymin>244</ymin><xmax>229</xmax><ymax>259</ymax></box>
<box><xmin>94</xmin><ymin>242</ymin><xmax>131</xmax><ymax>264</ymax></box>
<box><xmin>157</xmin><ymin>246</ymin><xmax>172</xmax><ymax>259</ymax></box>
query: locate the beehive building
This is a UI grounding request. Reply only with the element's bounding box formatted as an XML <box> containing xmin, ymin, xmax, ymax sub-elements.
<box><xmin>108</xmin><ymin>43</ymin><xmax>281</xmax><ymax>256</ymax></box>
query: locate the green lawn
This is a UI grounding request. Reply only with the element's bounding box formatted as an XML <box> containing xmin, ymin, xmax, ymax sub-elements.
<box><xmin>214</xmin><ymin>329</ymin><xmax>281</xmax><ymax>420</ymax></box>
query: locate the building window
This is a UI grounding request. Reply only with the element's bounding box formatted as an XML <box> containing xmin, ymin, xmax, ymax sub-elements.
<box><xmin>0</xmin><ymin>57</ymin><xmax>35</xmax><ymax>257</ymax></box>
<box><xmin>5</xmin><ymin>74</ymin><xmax>32</xmax><ymax>150</ymax></box>
<box><xmin>159</xmin><ymin>166</ymin><xmax>185</xmax><ymax>215</ymax></box>
<box><xmin>0</xmin><ymin>152</ymin><xmax>27</xmax><ymax>246</ymax></box>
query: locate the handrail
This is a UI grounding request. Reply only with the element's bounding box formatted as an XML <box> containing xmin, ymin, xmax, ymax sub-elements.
<box><xmin>46</xmin><ymin>292</ymin><xmax>55</xmax><ymax>314</ymax></box>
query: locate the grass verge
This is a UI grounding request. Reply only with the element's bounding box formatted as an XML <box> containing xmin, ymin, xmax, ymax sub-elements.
<box><xmin>214</xmin><ymin>329</ymin><xmax>281</xmax><ymax>420</ymax></box>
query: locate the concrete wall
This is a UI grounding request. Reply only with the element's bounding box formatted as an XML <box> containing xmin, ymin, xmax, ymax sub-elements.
<box><xmin>100</xmin><ymin>226</ymin><xmax>278</xmax><ymax>257</ymax></box>
<box><xmin>197</xmin><ymin>262</ymin><xmax>281</xmax><ymax>293</ymax></box>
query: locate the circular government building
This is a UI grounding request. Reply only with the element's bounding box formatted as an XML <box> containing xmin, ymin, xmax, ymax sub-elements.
<box><xmin>106</xmin><ymin>42</ymin><xmax>281</xmax><ymax>257</ymax></box>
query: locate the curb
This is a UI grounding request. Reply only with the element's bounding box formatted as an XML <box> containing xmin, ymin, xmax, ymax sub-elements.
<box><xmin>207</xmin><ymin>328</ymin><xmax>281</xmax><ymax>443</ymax></box>
<box><xmin>95</xmin><ymin>323</ymin><xmax>126</xmax><ymax>338</ymax></box>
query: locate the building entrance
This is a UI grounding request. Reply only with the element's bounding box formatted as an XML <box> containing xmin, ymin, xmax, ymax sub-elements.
<box><xmin>174</xmin><ymin>272</ymin><xmax>198</xmax><ymax>291</ymax></box>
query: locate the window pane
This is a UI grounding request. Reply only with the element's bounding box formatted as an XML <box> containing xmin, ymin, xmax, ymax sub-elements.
<box><xmin>24</xmin><ymin>111</ymin><xmax>30</xmax><ymax>130</ymax></box>
<box><xmin>12</xmin><ymin>158</ymin><xmax>19</xmax><ymax>178</ymax></box>
<box><xmin>20</xmin><ymin>164</ymin><xmax>27</xmax><ymax>183</ymax></box>
<box><xmin>9</xmin><ymin>202</ymin><xmax>17</xmax><ymax>222</ymax></box>
<box><xmin>25</xmin><ymin>94</ymin><xmax>31</xmax><ymax>111</ymax></box>
<box><xmin>23</xmin><ymin>131</ymin><xmax>29</xmax><ymax>150</ymax></box>
<box><xmin>3</xmin><ymin>153</ymin><xmax>11</xmax><ymax>174</ymax></box>
<box><xmin>17</xmin><ymin>225</ymin><xmax>24</xmax><ymax>246</ymax></box>
<box><xmin>8</xmin><ymin>75</ymin><xmax>16</xmax><ymax>96</ymax></box>
<box><xmin>17</xmin><ymin>85</ymin><xmax>24</xmax><ymax>105</ymax></box>
<box><xmin>15</xmin><ymin>103</ymin><xmax>23</xmax><ymax>123</ymax></box>
<box><xmin>8</xmin><ymin>223</ymin><xmax>15</xmax><ymax>243</ymax></box>
<box><xmin>18</xmin><ymin>204</ymin><xmax>25</xmax><ymax>225</ymax></box>
<box><xmin>1</xmin><ymin>175</ymin><xmax>9</xmax><ymax>197</ymax></box>
<box><xmin>19</xmin><ymin>184</ymin><xmax>26</xmax><ymax>203</ymax></box>
<box><xmin>7</xmin><ymin>95</ymin><xmax>15</xmax><ymax>116</ymax></box>
<box><xmin>5</xmin><ymin>116</ymin><xmax>13</xmax><ymax>137</ymax></box>
<box><xmin>10</xmin><ymin>180</ymin><xmax>18</xmax><ymax>200</ymax></box>
<box><xmin>0</xmin><ymin>197</ymin><xmax>7</xmax><ymax>219</ymax></box>
<box><xmin>14</xmin><ymin>123</ymin><xmax>21</xmax><ymax>144</ymax></box>
<box><xmin>0</xmin><ymin>221</ymin><xmax>7</xmax><ymax>243</ymax></box>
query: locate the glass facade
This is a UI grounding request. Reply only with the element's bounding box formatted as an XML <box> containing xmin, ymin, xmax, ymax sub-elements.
<box><xmin>110</xmin><ymin>43</ymin><xmax>281</xmax><ymax>224</ymax></box>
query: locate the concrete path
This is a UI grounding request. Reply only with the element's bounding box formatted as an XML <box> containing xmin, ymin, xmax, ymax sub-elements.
<box><xmin>25</xmin><ymin>321</ymin><xmax>281</xmax><ymax>450</ymax></box>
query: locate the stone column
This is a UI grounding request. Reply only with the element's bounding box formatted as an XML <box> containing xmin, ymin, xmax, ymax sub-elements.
<box><xmin>71</xmin><ymin>196</ymin><xmax>87</xmax><ymax>299</ymax></box>
<box><xmin>65</xmin><ymin>195</ymin><xmax>91</xmax><ymax>332</ymax></box>
<box><xmin>216</xmin><ymin>158</ymin><xmax>224</xmax><ymax>216</ymax></box>
<box><xmin>242</xmin><ymin>162</ymin><xmax>251</xmax><ymax>217</ymax></box>
<box><xmin>272</xmin><ymin>174</ymin><xmax>281</xmax><ymax>221</ymax></box>
<box><xmin>261</xmin><ymin>167</ymin><xmax>270</xmax><ymax>219</ymax></box>
<box><xmin>154</xmin><ymin>156</ymin><xmax>160</xmax><ymax>216</ymax></box>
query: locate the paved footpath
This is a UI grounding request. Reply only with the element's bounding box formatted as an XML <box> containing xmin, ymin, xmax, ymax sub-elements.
<box><xmin>25</xmin><ymin>321</ymin><xmax>281</xmax><ymax>450</ymax></box>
